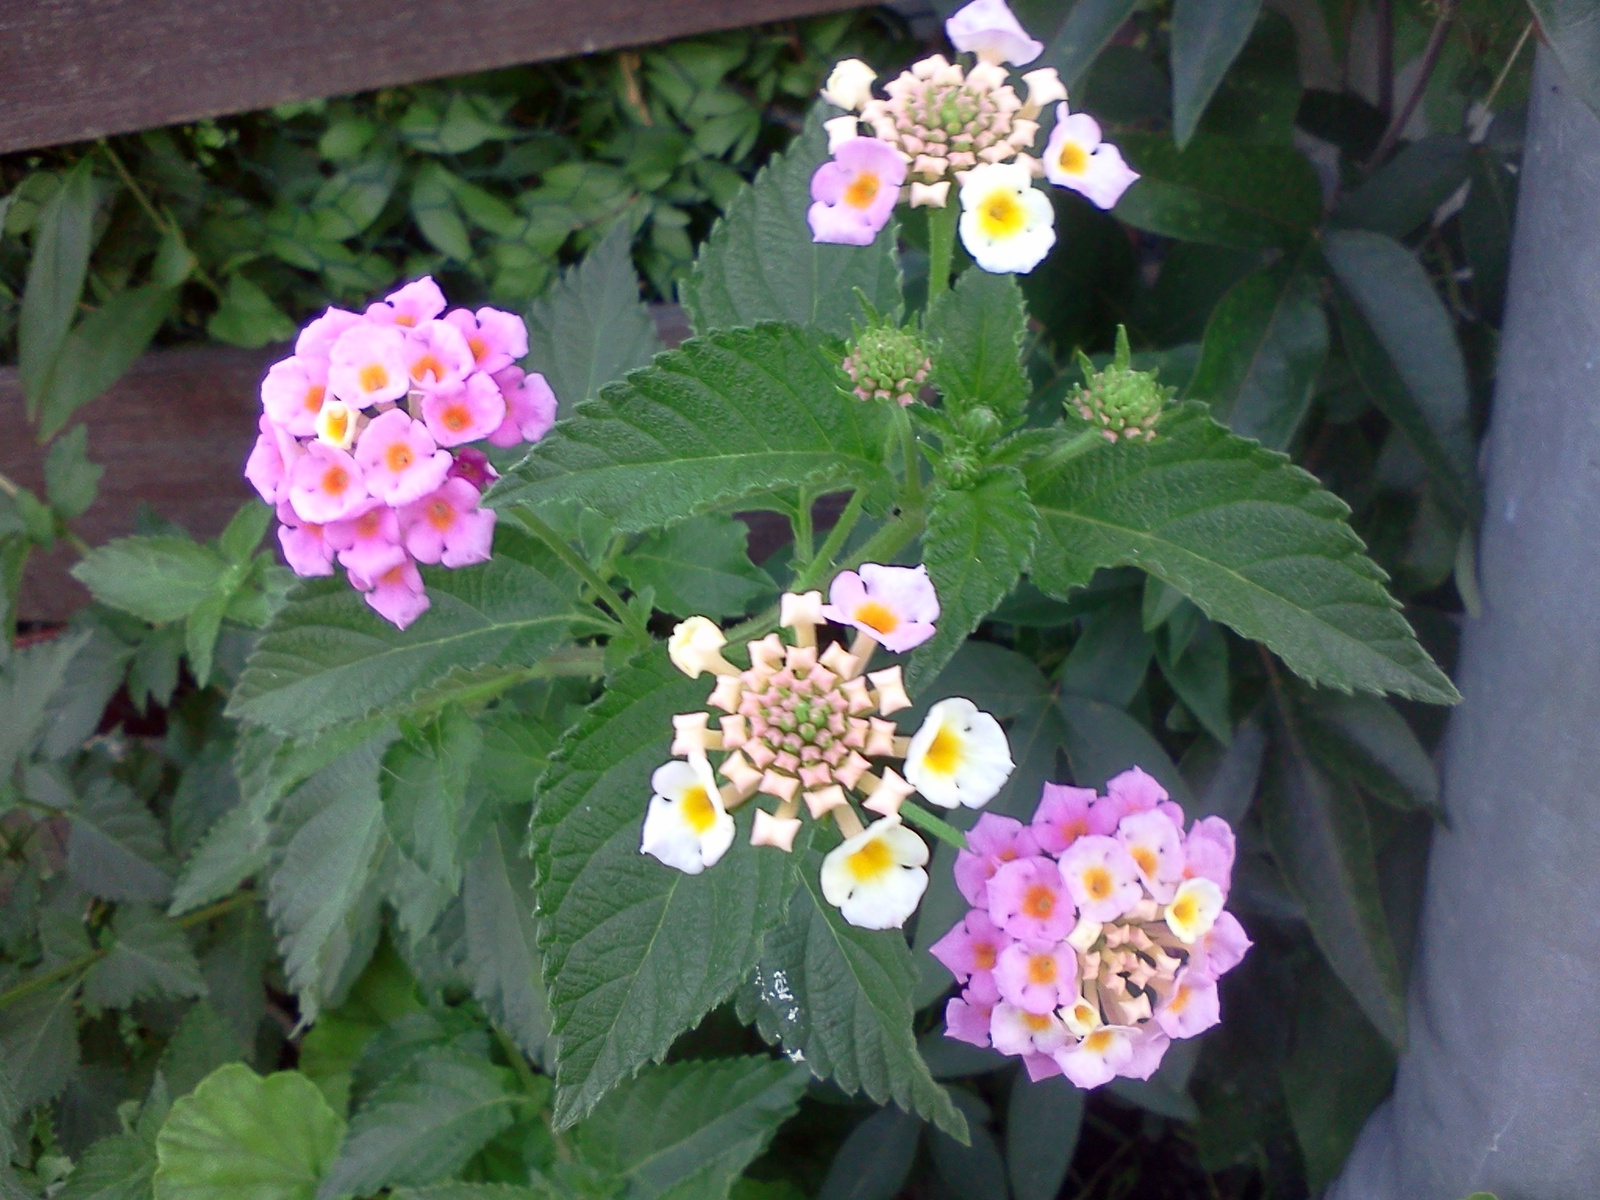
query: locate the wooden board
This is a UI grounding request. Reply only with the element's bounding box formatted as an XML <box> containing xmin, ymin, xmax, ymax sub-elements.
<box><xmin>0</xmin><ymin>0</ymin><xmax>856</xmax><ymax>156</ymax></box>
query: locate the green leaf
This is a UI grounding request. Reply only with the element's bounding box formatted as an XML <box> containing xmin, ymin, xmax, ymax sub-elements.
<box><xmin>909</xmin><ymin>469</ymin><xmax>1038</xmax><ymax>692</ymax></box>
<box><xmin>925</xmin><ymin>269</ymin><xmax>1029</xmax><ymax>420</ymax></box>
<box><xmin>818</xmin><ymin>1106</ymin><xmax>921</xmax><ymax>1200</ymax></box>
<box><xmin>1170</xmin><ymin>0</ymin><xmax>1264</xmax><ymax>147</ymax></box>
<box><xmin>489</xmin><ymin>324</ymin><xmax>893</xmax><ymax>533</ymax></box>
<box><xmin>81</xmin><ymin>905</ymin><xmax>207</xmax><ymax>1010</ymax></box>
<box><xmin>19</xmin><ymin>158</ymin><xmax>96</xmax><ymax>406</ymax></box>
<box><xmin>381</xmin><ymin>708</ymin><xmax>483</xmax><ymax>894</ymax></box>
<box><xmin>524</xmin><ymin>221</ymin><xmax>662</xmax><ymax>420</ymax></box>
<box><xmin>1006</xmin><ymin>1072</ymin><xmax>1083</xmax><ymax>1200</ymax></box>
<box><xmin>56</xmin><ymin>1133</ymin><xmax>155</xmax><ymax>1200</ymax></box>
<box><xmin>929</xmin><ymin>1103</ymin><xmax>1006</xmax><ymax>1200</ymax></box>
<box><xmin>228</xmin><ymin>530</ymin><xmax>581</xmax><ymax>736</ymax></box>
<box><xmin>69</xmin><ymin>778</ymin><xmax>175</xmax><ymax>904</ymax></box>
<box><xmin>159</xmin><ymin>1001</ymin><xmax>247</xmax><ymax>1098</ymax></box>
<box><xmin>0</xmin><ymin>983</ymin><xmax>80</xmax><ymax>1110</ymax></box>
<box><xmin>269</xmin><ymin>731</ymin><xmax>398</xmax><ymax>1021</ymax></box>
<box><xmin>1057</xmin><ymin>692</ymin><xmax>1193</xmax><ymax>805</ymax></box>
<box><xmin>0</xmin><ymin>629</ymin><xmax>89</xmax><ymax>778</ymax></box>
<box><xmin>1262</xmin><ymin>705</ymin><xmax>1406</xmax><ymax>1049</ymax></box>
<box><xmin>218</xmin><ymin>503</ymin><xmax>274</xmax><ymax>565</ymax></box>
<box><xmin>1154</xmin><ymin>616</ymin><xmax>1232</xmax><ymax>744</ymax></box>
<box><xmin>1188</xmin><ymin>260</ymin><xmax>1327</xmax><ymax>450</ymax></box>
<box><xmin>316</xmin><ymin>1046</ymin><xmax>517</xmax><ymax>1199</ymax></box>
<box><xmin>618</xmin><ymin>515</ymin><xmax>775</xmax><ymax>619</ymax></box>
<box><xmin>153</xmin><ymin>1064</ymin><xmax>345</xmax><ymax>1200</ymax></box>
<box><xmin>1114</xmin><ymin>134</ymin><xmax>1322</xmax><ymax>249</ymax></box>
<box><xmin>462</xmin><ymin>821</ymin><xmax>551</xmax><ymax>1063</ymax></box>
<box><xmin>207</xmin><ymin>275</ymin><xmax>296</xmax><ymax>349</ymax></box>
<box><xmin>741</xmin><ymin>854</ymin><xmax>966</xmax><ymax>1140</ymax></box>
<box><xmin>393</xmin><ymin>1188</ymin><xmax>554</xmax><ymax>1200</ymax></box>
<box><xmin>1027</xmin><ymin>404</ymin><xmax>1459</xmax><ymax>703</ymax></box>
<box><xmin>71</xmin><ymin>536</ymin><xmax>227</xmax><ymax>624</ymax></box>
<box><xmin>1059</xmin><ymin>599</ymin><xmax>1152</xmax><ymax>708</ymax></box>
<box><xmin>533</xmin><ymin>652</ymin><xmax>795</xmax><ymax>1128</ymax></box>
<box><xmin>1295</xmin><ymin>685</ymin><xmax>1439</xmax><ymax>815</ymax></box>
<box><xmin>1527</xmin><ymin>0</ymin><xmax>1600</xmax><ymax>123</ymax></box>
<box><xmin>576</xmin><ymin>1058</ymin><xmax>809</xmax><ymax>1200</ymax></box>
<box><xmin>1333</xmin><ymin>135</ymin><xmax>1471</xmax><ymax>239</ymax></box>
<box><xmin>36</xmin><ymin>285</ymin><xmax>178</xmax><ymax>441</ymax></box>
<box><xmin>684</xmin><ymin>110</ymin><xmax>901</xmax><ymax>338</ymax></box>
<box><xmin>410</xmin><ymin>163</ymin><xmax>472</xmax><ymax>261</ymax></box>
<box><xmin>44</xmin><ymin>425</ymin><xmax>103</xmax><ymax>519</ymax></box>
<box><xmin>185</xmin><ymin>589</ymin><xmax>229</xmax><ymax>689</ymax></box>
<box><xmin>1324</xmin><ymin>230</ymin><xmax>1476</xmax><ymax>519</ymax></box>
<box><xmin>1038</xmin><ymin>0</ymin><xmax>1140</xmax><ymax>89</ymax></box>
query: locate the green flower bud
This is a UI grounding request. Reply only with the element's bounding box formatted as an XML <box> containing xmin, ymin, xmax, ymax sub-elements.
<box><xmin>1065</xmin><ymin>325</ymin><xmax>1173</xmax><ymax>443</ymax></box>
<box><xmin>961</xmin><ymin>405</ymin><xmax>1002</xmax><ymax>442</ymax></box>
<box><xmin>842</xmin><ymin>323</ymin><xmax>932</xmax><ymax>408</ymax></box>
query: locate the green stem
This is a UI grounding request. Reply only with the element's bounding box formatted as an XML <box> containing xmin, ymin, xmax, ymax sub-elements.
<box><xmin>0</xmin><ymin>890</ymin><xmax>257</xmax><ymax>1013</ymax></box>
<box><xmin>97</xmin><ymin>140</ymin><xmax>222</xmax><ymax>298</ymax></box>
<box><xmin>514</xmin><ymin>506</ymin><xmax>651</xmax><ymax>645</ymax></box>
<box><xmin>493</xmin><ymin>1026</ymin><xmax>543</xmax><ymax>1099</ymax></box>
<box><xmin>926</xmin><ymin>201</ymin><xmax>959</xmax><ymax>303</ymax></box>
<box><xmin>898</xmin><ymin>802</ymin><xmax>969</xmax><ymax>851</ymax></box>
<box><xmin>794</xmin><ymin>491</ymin><xmax>866</xmax><ymax>593</ymax></box>
<box><xmin>1032</xmin><ymin>427</ymin><xmax>1106</xmax><ymax>477</ymax></box>
<box><xmin>846</xmin><ymin>504</ymin><xmax>925</xmax><ymax>569</ymax></box>
<box><xmin>897</xmin><ymin>408</ymin><xmax>923</xmax><ymax>509</ymax></box>
<box><xmin>793</xmin><ymin>487</ymin><xmax>815</xmax><ymax>563</ymax></box>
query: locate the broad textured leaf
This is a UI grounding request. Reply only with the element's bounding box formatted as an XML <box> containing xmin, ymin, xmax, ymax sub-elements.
<box><xmin>684</xmin><ymin>111</ymin><xmax>900</xmax><ymax>338</ymax></box>
<box><xmin>576</xmin><ymin>1058</ymin><xmax>809</xmax><ymax>1200</ymax></box>
<box><xmin>71</xmin><ymin>537</ymin><xmax>227</xmax><ymax>624</ymax></box>
<box><xmin>316</xmin><ymin>1046</ymin><xmax>517</xmax><ymax>1199</ymax></box>
<box><xmin>82</xmin><ymin>906</ymin><xmax>206</xmax><ymax>1010</ymax></box>
<box><xmin>1027</xmin><ymin>404</ymin><xmax>1459</xmax><ymax>703</ymax></box>
<box><xmin>1170</xmin><ymin>0</ymin><xmax>1265</xmax><ymax>147</ymax></box>
<box><xmin>925</xmin><ymin>269</ymin><xmax>1029</xmax><ymax>420</ymax></box>
<box><xmin>488</xmin><ymin>324</ymin><xmax>893</xmax><ymax>532</ymax></box>
<box><xmin>268</xmin><ymin>731</ymin><xmax>396</xmax><ymax>1021</ymax></box>
<box><xmin>1059</xmin><ymin>600</ymin><xmax>1152</xmax><ymax>708</ymax></box>
<box><xmin>1006</xmin><ymin>1072</ymin><xmax>1082</xmax><ymax>1200</ymax></box>
<box><xmin>153</xmin><ymin>1064</ymin><xmax>344</xmax><ymax>1200</ymax></box>
<box><xmin>461</xmin><ymin>821</ymin><xmax>552</xmax><ymax>1063</ymax></box>
<box><xmin>37</xmin><ymin>285</ymin><xmax>179</xmax><ymax>440</ymax></box>
<box><xmin>741</xmin><ymin>855</ymin><xmax>966</xmax><ymax>1139</ymax></box>
<box><xmin>910</xmin><ymin>468</ymin><xmax>1038</xmax><ymax>692</ymax></box>
<box><xmin>69</xmin><ymin>778</ymin><xmax>175</xmax><ymax>904</ymax></box>
<box><xmin>42</xmin><ymin>624</ymin><xmax>133</xmax><ymax>760</ymax></box>
<box><xmin>1189</xmin><ymin>261</ymin><xmax>1327</xmax><ymax>450</ymax></box>
<box><xmin>45</xmin><ymin>425</ymin><xmax>104</xmax><ymax>519</ymax></box>
<box><xmin>618</xmin><ymin>514</ymin><xmax>775</xmax><ymax>619</ymax></box>
<box><xmin>0</xmin><ymin>983</ymin><xmax>80</xmax><ymax>1110</ymax></box>
<box><xmin>1154</xmin><ymin>616</ymin><xmax>1232</xmax><ymax>744</ymax></box>
<box><xmin>1333</xmin><ymin>135</ymin><xmax>1471</xmax><ymax>238</ymax></box>
<box><xmin>159</xmin><ymin>1002</ymin><xmax>247</xmax><ymax>1098</ymax></box>
<box><xmin>0</xmin><ymin>630</ymin><xmax>89</xmax><ymax>777</ymax></box>
<box><xmin>1057</xmin><ymin>693</ymin><xmax>1193</xmax><ymax>805</ymax></box>
<box><xmin>1114</xmin><ymin>134</ymin><xmax>1321</xmax><ymax>249</ymax></box>
<box><xmin>1527</xmin><ymin>0</ymin><xmax>1600</xmax><ymax>123</ymax></box>
<box><xmin>525</xmin><ymin>221</ymin><xmax>663</xmax><ymax>419</ymax></box>
<box><xmin>1296</xmin><ymin>686</ymin><xmax>1438</xmax><ymax>814</ymax></box>
<box><xmin>1325</xmin><ymin>230</ymin><xmax>1476</xmax><ymax>518</ymax></box>
<box><xmin>1039</xmin><ymin>0</ymin><xmax>1139</xmax><ymax>88</ymax></box>
<box><xmin>381</xmin><ymin>708</ymin><xmax>483</xmax><ymax>894</ymax></box>
<box><xmin>19</xmin><ymin>158</ymin><xmax>95</xmax><ymax>404</ymax></box>
<box><xmin>532</xmin><ymin>652</ymin><xmax>795</xmax><ymax>1128</ymax></box>
<box><xmin>1262</xmin><ymin>711</ymin><xmax>1406</xmax><ymax>1048</ymax></box>
<box><xmin>818</xmin><ymin>1106</ymin><xmax>922</xmax><ymax>1200</ymax></box>
<box><xmin>229</xmin><ymin>530</ymin><xmax>581</xmax><ymax>735</ymax></box>
<box><xmin>57</xmin><ymin>1133</ymin><xmax>155</xmax><ymax>1200</ymax></box>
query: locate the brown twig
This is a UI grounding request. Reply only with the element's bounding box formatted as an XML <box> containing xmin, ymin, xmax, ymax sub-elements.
<box><xmin>1369</xmin><ymin>0</ymin><xmax>1460</xmax><ymax>166</ymax></box>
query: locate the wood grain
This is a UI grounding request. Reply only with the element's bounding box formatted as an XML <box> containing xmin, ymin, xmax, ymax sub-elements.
<box><xmin>0</xmin><ymin>0</ymin><xmax>855</xmax><ymax>156</ymax></box>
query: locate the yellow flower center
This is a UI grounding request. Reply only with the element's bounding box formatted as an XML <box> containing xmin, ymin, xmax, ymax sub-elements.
<box><xmin>385</xmin><ymin>442</ymin><xmax>415</xmax><ymax>473</ymax></box>
<box><xmin>1022</xmin><ymin>884</ymin><xmax>1056</xmax><ymax>919</ymax></box>
<box><xmin>680</xmin><ymin>785</ymin><xmax>718</xmax><ymax>834</ymax></box>
<box><xmin>1084</xmin><ymin>1029</ymin><xmax>1114</xmax><ymax>1053</ymax></box>
<box><xmin>977</xmin><ymin>188</ymin><xmax>1026</xmax><ymax>239</ymax></box>
<box><xmin>322</xmin><ymin>408</ymin><xmax>350</xmax><ymax>443</ymax></box>
<box><xmin>923</xmin><ymin>725</ymin><xmax>961</xmax><ymax>776</ymax></box>
<box><xmin>1169</xmin><ymin>985</ymin><xmax>1190</xmax><ymax>1014</ymax></box>
<box><xmin>1170</xmin><ymin>894</ymin><xmax>1196</xmax><ymax>925</ymax></box>
<box><xmin>1131</xmin><ymin>846</ymin><xmax>1157</xmax><ymax>878</ymax></box>
<box><xmin>1057</xmin><ymin>141</ymin><xmax>1088</xmax><ymax>175</ymax></box>
<box><xmin>411</xmin><ymin>354</ymin><xmax>447</xmax><ymax>383</ymax></box>
<box><xmin>844</xmin><ymin>171</ymin><xmax>881</xmax><ymax>210</ymax></box>
<box><xmin>359</xmin><ymin>363</ymin><xmax>391</xmax><ymax>393</ymax></box>
<box><xmin>854</xmin><ymin>600</ymin><xmax>900</xmax><ymax>635</ymax></box>
<box><xmin>973</xmin><ymin>942</ymin><xmax>997</xmax><ymax>971</ymax></box>
<box><xmin>1027</xmin><ymin>953</ymin><xmax>1057</xmax><ymax>985</ymax></box>
<box><xmin>1081</xmin><ymin>865</ymin><xmax>1113</xmax><ymax>901</ymax></box>
<box><xmin>846</xmin><ymin>836</ymin><xmax>895</xmax><ymax>882</ymax></box>
<box><xmin>1022</xmin><ymin>1012</ymin><xmax>1054</xmax><ymax>1032</ymax></box>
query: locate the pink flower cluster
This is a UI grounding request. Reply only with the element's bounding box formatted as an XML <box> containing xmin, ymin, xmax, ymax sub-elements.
<box><xmin>931</xmin><ymin>768</ymin><xmax>1251</xmax><ymax>1089</ymax></box>
<box><xmin>243</xmin><ymin>277</ymin><xmax>557</xmax><ymax>629</ymax></box>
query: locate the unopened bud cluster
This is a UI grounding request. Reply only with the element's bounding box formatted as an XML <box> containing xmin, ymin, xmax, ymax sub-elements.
<box><xmin>1066</xmin><ymin>328</ymin><xmax>1172</xmax><ymax>443</ymax></box>
<box><xmin>842</xmin><ymin>324</ymin><xmax>932</xmax><ymax>407</ymax></box>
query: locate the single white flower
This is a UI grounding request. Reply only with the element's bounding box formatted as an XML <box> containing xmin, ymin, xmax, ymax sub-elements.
<box><xmin>640</xmin><ymin>756</ymin><xmax>735</xmax><ymax>875</ymax></box>
<box><xmin>944</xmin><ymin>0</ymin><xmax>1043</xmax><ymax>66</ymax></box>
<box><xmin>821</xmin><ymin>58</ymin><xmax>878</xmax><ymax>111</ymax></box>
<box><xmin>1041</xmin><ymin>105</ymin><xmax>1140</xmax><ymax>210</ymax></box>
<box><xmin>668</xmin><ymin>616</ymin><xmax>732</xmax><ymax>678</ymax></box>
<box><xmin>314</xmin><ymin>399</ymin><xmax>358</xmax><ymax>450</ymax></box>
<box><xmin>903</xmin><ymin>696</ymin><xmax>1014</xmax><ymax>809</ymax></box>
<box><xmin>819</xmin><ymin>816</ymin><xmax>929</xmax><ymax>929</ymax></box>
<box><xmin>957</xmin><ymin>163</ymin><xmax>1056</xmax><ymax>275</ymax></box>
<box><xmin>1164</xmin><ymin>877</ymin><xmax>1225</xmax><ymax>944</ymax></box>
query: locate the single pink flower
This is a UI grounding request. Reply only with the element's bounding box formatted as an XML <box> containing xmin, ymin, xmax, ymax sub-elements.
<box><xmin>1058</xmin><ymin>834</ymin><xmax>1142</xmax><ymax>923</ymax></box>
<box><xmin>445</xmin><ymin>306</ymin><xmax>528</xmax><ymax>375</ymax></box>
<box><xmin>929</xmin><ymin>908</ymin><xmax>1011</xmax><ymax>984</ymax></box>
<box><xmin>1154</xmin><ymin>970</ymin><xmax>1220</xmax><ymax>1040</ymax></box>
<box><xmin>1190</xmin><ymin>911</ymin><xmax>1251</xmax><ymax>981</ymax></box>
<box><xmin>990</xmin><ymin>1002</ymin><xmax>1071</xmax><ymax>1059</ymax></box>
<box><xmin>295</xmin><ymin>307</ymin><xmax>363</xmax><ymax>362</ymax></box>
<box><xmin>1031</xmin><ymin>782</ymin><xmax>1097</xmax><ymax>855</ymax></box>
<box><xmin>275</xmin><ymin>501</ymin><xmax>335</xmax><ymax>577</ymax></box>
<box><xmin>988</xmin><ymin>855</ymin><xmax>1076</xmax><ymax>945</ymax></box>
<box><xmin>1116</xmin><ymin>808</ymin><xmax>1186</xmax><ymax>903</ymax></box>
<box><xmin>1054</xmin><ymin>1025</ymin><xmax>1136</xmax><ymax>1089</ymax></box>
<box><xmin>808</xmin><ymin>137</ymin><xmax>907</xmax><ymax>247</ymax></box>
<box><xmin>1090</xmin><ymin>765</ymin><xmax>1179</xmax><ymax>834</ymax></box>
<box><xmin>953</xmin><ymin>813</ymin><xmax>1040</xmax><ymax>906</ymax></box>
<box><xmin>399</xmin><ymin>478</ymin><xmax>496</xmax><ymax>568</ymax></box>
<box><xmin>1183</xmin><ymin>816</ymin><xmax>1237</xmax><ymax>894</ymax></box>
<box><xmin>401</xmin><ymin>319</ymin><xmax>474</xmax><ymax>393</ymax></box>
<box><xmin>328</xmin><ymin>323</ymin><xmax>410</xmax><ymax>408</ymax></box>
<box><xmin>944</xmin><ymin>972</ymin><xmax>1000</xmax><ymax>1047</ymax></box>
<box><xmin>448</xmin><ymin>447</ymin><xmax>499</xmax><ymax>491</ymax></box>
<box><xmin>1121</xmin><ymin>1025</ymin><xmax>1171</xmax><ymax>1081</ymax></box>
<box><xmin>354</xmin><ymin>410</ymin><xmax>453</xmax><ymax>507</ymax></box>
<box><xmin>351</xmin><ymin>556</ymin><xmax>430</xmax><ymax>629</ymax></box>
<box><xmin>327</xmin><ymin>501</ymin><xmax>406</xmax><ymax>580</ymax></box>
<box><xmin>288</xmin><ymin>441</ymin><xmax>369</xmax><ymax>524</ymax></box>
<box><xmin>1022</xmin><ymin>1053</ymin><xmax>1065</xmax><ymax>1082</ymax></box>
<box><xmin>260</xmin><ymin>355</ymin><xmax>330</xmax><ymax>437</ymax></box>
<box><xmin>245</xmin><ymin>415</ymin><xmax>297</xmax><ymax>505</ymax></box>
<box><xmin>486</xmin><ymin>366</ymin><xmax>557</xmax><ymax>447</ymax></box>
<box><xmin>945</xmin><ymin>0</ymin><xmax>1043</xmax><ymax>65</ymax></box>
<box><xmin>821</xmin><ymin>562</ymin><xmax>940</xmax><ymax>652</ymax></box>
<box><xmin>994</xmin><ymin>940</ymin><xmax>1077</xmax><ymax>1014</ymax></box>
<box><xmin>421</xmin><ymin>373</ymin><xmax>507</xmax><ymax>447</ymax></box>
<box><xmin>1042</xmin><ymin>106</ymin><xmax>1140</xmax><ymax>210</ymax></box>
<box><xmin>365</xmin><ymin>277</ymin><xmax>446</xmax><ymax>329</ymax></box>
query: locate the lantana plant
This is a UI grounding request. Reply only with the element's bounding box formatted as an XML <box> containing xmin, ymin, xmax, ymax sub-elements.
<box><xmin>211</xmin><ymin>0</ymin><xmax>1457</xmax><ymax>1154</ymax></box>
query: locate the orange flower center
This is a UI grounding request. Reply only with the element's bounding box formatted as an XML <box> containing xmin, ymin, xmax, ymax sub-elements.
<box><xmin>972</xmin><ymin>943</ymin><xmax>996</xmax><ymax>971</ymax></box>
<box><xmin>379</xmin><ymin>563</ymin><xmax>407</xmax><ymax>586</ymax></box>
<box><xmin>468</xmin><ymin>336</ymin><xmax>489</xmax><ymax>362</ymax></box>
<box><xmin>320</xmin><ymin>466</ymin><xmax>349</xmax><ymax>495</ymax></box>
<box><xmin>385</xmin><ymin>442</ymin><xmax>414</xmax><ymax>473</ymax></box>
<box><xmin>1082</xmin><ymin>865</ymin><xmax>1113</xmax><ymax>901</ymax></box>
<box><xmin>1022</xmin><ymin>1012</ymin><xmax>1053</xmax><ymax>1032</ymax></box>
<box><xmin>1131</xmin><ymin>846</ymin><xmax>1158</xmax><ymax>878</ymax></box>
<box><xmin>303</xmin><ymin>383</ymin><xmax>326</xmax><ymax>413</ymax></box>
<box><xmin>1058</xmin><ymin>141</ymin><xmax>1088</xmax><ymax>175</ymax></box>
<box><xmin>854</xmin><ymin>599</ymin><xmax>900</xmax><ymax>635</ymax></box>
<box><xmin>441</xmin><ymin>403</ymin><xmax>471</xmax><ymax>432</ymax></box>
<box><xmin>1027</xmin><ymin>954</ymin><xmax>1057</xmax><ymax>985</ymax></box>
<box><xmin>411</xmin><ymin>354</ymin><xmax>447</xmax><ymax>383</ymax></box>
<box><xmin>356</xmin><ymin>510</ymin><xmax>383</xmax><ymax>537</ymax></box>
<box><xmin>844</xmin><ymin>171</ymin><xmax>880</xmax><ymax>209</ymax></box>
<box><xmin>426</xmin><ymin>499</ymin><xmax>455</xmax><ymax>531</ymax></box>
<box><xmin>359</xmin><ymin>363</ymin><xmax>390</xmax><ymax>394</ymax></box>
<box><xmin>1022</xmin><ymin>884</ymin><xmax>1055</xmax><ymax>919</ymax></box>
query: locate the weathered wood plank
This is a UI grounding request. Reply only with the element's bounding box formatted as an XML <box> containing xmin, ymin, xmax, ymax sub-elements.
<box><xmin>0</xmin><ymin>0</ymin><xmax>856</xmax><ymax>156</ymax></box>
